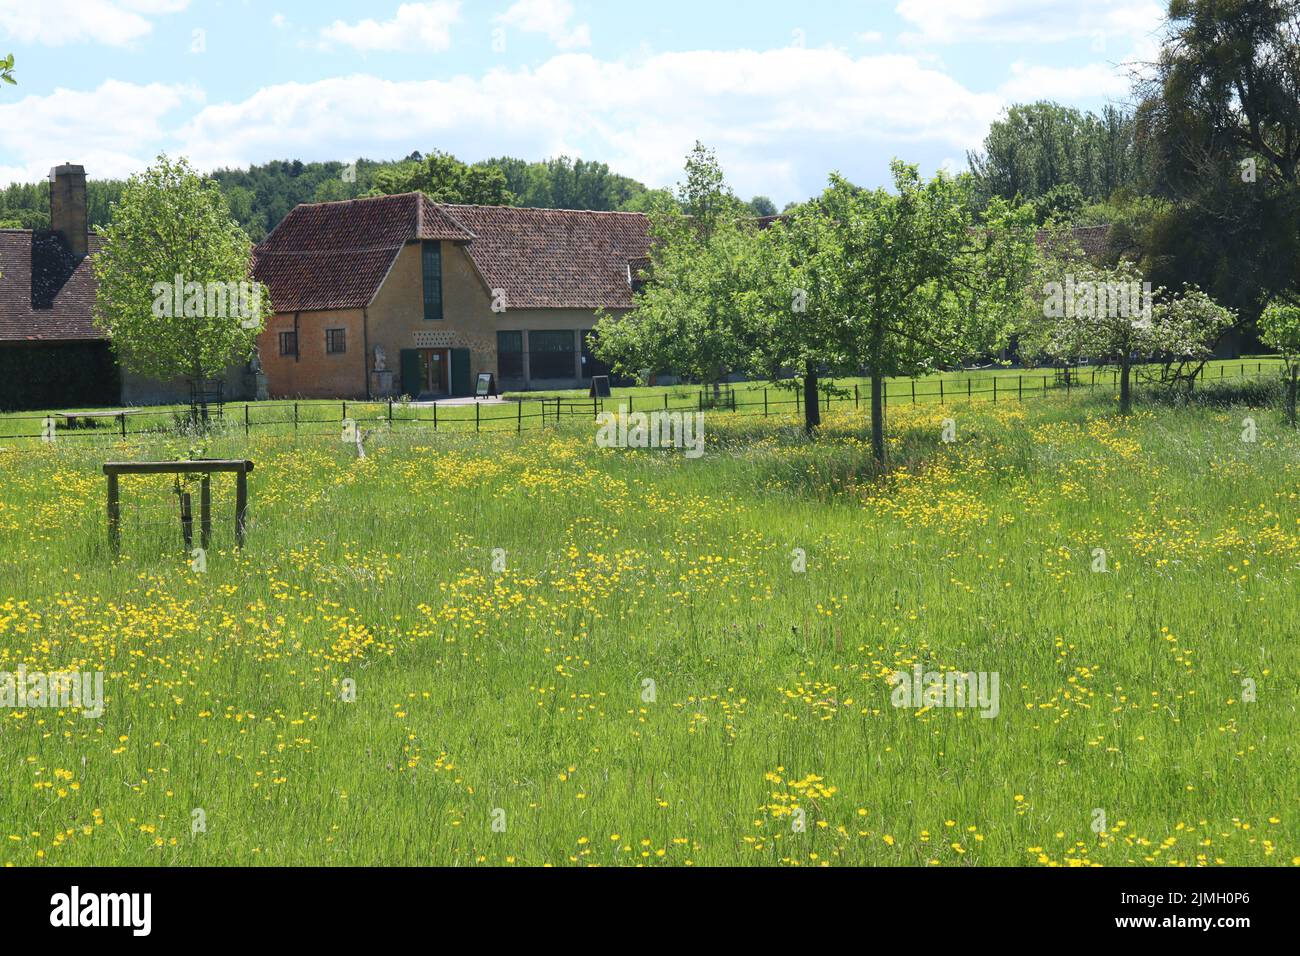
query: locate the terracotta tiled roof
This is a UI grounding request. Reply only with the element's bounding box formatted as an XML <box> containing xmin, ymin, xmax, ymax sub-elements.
<box><xmin>0</xmin><ymin>230</ymin><xmax>106</xmax><ymax>343</ymax></box>
<box><xmin>251</xmin><ymin>193</ymin><xmax>476</xmax><ymax>312</ymax></box>
<box><xmin>440</xmin><ymin>204</ymin><xmax>651</xmax><ymax>310</ymax></box>
<box><xmin>1063</xmin><ymin>224</ymin><xmax>1111</xmax><ymax>260</ymax></box>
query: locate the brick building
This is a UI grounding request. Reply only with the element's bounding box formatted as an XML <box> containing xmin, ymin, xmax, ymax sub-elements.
<box><xmin>250</xmin><ymin>193</ymin><xmax>652</xmax><ymax>399</ymax></box>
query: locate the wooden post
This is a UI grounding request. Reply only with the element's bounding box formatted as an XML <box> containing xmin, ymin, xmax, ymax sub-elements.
<box><xmin>244</xmin><ymin>404</ymin><xmax>250</xmax><ymax>436</ymax></box>
<box><xmin>388</xmin><ymin>399</ymin><xmax>393</xmax><ymax>427</ymax></box>
<box><xmin>967</xmin><ymin>378</ymin><xmax>972</xmax><ymax>403</ymax></box>
<box><xmin>107</xmin><ymin>473</ymin><xmax>120</xmax><ymax>556</ymax></box>
<box><xmin>1018</xmin><ymin>375</ymin><xmax>1023</xmax><ymax>401</ymax></box>
<box><xmin>764</xmin><ymin>388</ymin><xmax>768</xmax><ymax>417</ymax></box>
<box><xmin>433</xmin><ymin>402</ymin><xmax>438</xmax><ymax>431</ymax></box>
<box><xmin>912</xmin><ymin>380</ymin><xmax>916</xmax><ymax>405</ymax></box>
<box><xmin>235</xmin><ymin>468</ymin><xmax>248</xmax><ymax>549</ymax></box>
<box><xmin>993</xmin><ymin>378</ymin><xmax>997</xmax><ymax>403</ymax></box>
<box><xmin>854</xmin><ymin>384</ymin><xmax>860</xmax><ymax>408</ymax></box>
<box><xmin>476</xmin><ymin>401</ymin><xmax>481</xmax><ymax>432</ymax></box>
<box><xmin>293</xmin><ymin>402</ymin><xmax>298</xmax><ymax>430</ymax></box>
<box><xmin>200</xmin><ymin>476</ymin><xmax>211</xmax><ymax>551</ymax></box>
<box><xmin>180</xmin><ymin>491</ymin><xmax>193</xmax><ymax>549</ymax></box>
<box><xmin>120</xmin><ymin>413</ymin><xmax>127</xmax><ymax>439</ymax></box>
<box><xmin>939</xmin><ymin>379</ymin><xmax>944</xmax><ymax>405</ymax></box>
<box><xmin>517</xmin><ymin>400</ymin><xmax>522</xmax><ymax>433</ymax></box>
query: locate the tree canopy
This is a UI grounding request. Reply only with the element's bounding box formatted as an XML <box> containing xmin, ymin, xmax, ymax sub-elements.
<box><xmin>92</xmin><ymin>155</ymin><xmax>271</xmax><ymax>387</ymax></box>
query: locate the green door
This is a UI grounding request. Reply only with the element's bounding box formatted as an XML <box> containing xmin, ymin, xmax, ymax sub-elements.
<box><xmin>451</xmin><ymin>348</ymin><xmax>472</xmax><ymax>397</ymax></box>
<box><xmin>400</xmin><ymin>349</ymin><xmax>421</xmax><ymax>397</ymax></box>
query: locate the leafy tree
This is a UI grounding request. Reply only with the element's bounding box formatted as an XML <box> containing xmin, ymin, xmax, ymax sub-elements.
<box><xmin>969</xmin><ymin>102</ymin><xmax>1149</xmax><ymax>207</ymax></box>
<box><xmin>369</xmin><ymin>151</ymin><xmax>516</xmax><ymax>206</ymax></box>
<box><xmin>803</xmin><ymin>164</ymin><xmax>1036</xmax><ymax>461</ymax></box>
<box><xmin>1136</xmin><ymin>0</ymin><xmax>1300</xmax><ymax>318</ymax></box>
<box><xmin>92</xmin><ymin>155</ymin><xmax>270</xmax><ymax>393</ymax></box>
<box><xmin>593</xmin><ymin>146</ymin><xmax>754</xmax><ymax>397</ymax></box>
<box><xmin>747</xmin><ymin>196</ymin><xmax>778</xmax><ymax>217</ymax></box>
<box><xmin>739</xmin><ymin>199</ymin><xmax>858</xmax><ymax>434</ymax></box>
<box><xmin>1260</xmin><ymin>296</ymin><xmax>1300</xmax><ymax>424</ymax></box>
<box><xmin>1</xmin><ymin>53</ymin><xmax>14</xmax><ymax>87</ymax></box>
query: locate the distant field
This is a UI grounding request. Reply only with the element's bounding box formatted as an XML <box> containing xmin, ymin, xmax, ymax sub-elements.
<box><xmin>1</xmin><ymin>384</ymin><xmax>1296</xmax><ymax>865</ymax></box>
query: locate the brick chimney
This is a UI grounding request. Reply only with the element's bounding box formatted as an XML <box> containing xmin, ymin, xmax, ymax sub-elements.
<box><xmin>48</xmin><ymin>163</ymin><xmax>88</xmax><ymax>258</ymax></box>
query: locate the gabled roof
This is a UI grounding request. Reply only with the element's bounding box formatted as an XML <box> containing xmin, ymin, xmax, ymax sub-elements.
<box><xmin>0</xmin><ymin>230</ymin><xmax>106</xmax><ymax>343</ymax></box>
<box><xmin>441</xmin><ymin>204</ymin><xmax>652</xmax><ymax>310</ymax></box>
<box><xmin>251</xmin><ymin>192</ymin><xmax>475</xmax><ymax>313</ymax></box>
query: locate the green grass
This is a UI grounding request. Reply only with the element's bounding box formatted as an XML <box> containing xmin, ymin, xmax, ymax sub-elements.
<box><xmin>0</xmin><ymin>384</ymin><xmax>1296</xmax><ymax>866</ymax></box>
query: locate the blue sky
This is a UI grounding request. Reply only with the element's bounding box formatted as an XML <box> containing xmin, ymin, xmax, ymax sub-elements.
<box><xmin>0</xmin><ymin>0</ymin><xmax>1167</xmax><ymax>203</ymax></box>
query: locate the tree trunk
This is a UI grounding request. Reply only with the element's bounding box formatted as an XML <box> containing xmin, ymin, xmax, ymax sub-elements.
<box><xmin>1119</xmin><ymin>361</ymin><xmax>1132</xmax><ymax>415</ymax></box>
<box><xmin>1288</xmin><ymin>368</ymin><xmax>1298</xmax><ymax>428</ymax></box>
<box><xmin>803</xmin><ymin>362</ymin><xmax>821</xmax><ymax>434</ymax></box>
<box><xmin>870</xmin><ymin>371</ymin><xmax>885</xmax><ymax>464</ymax></box>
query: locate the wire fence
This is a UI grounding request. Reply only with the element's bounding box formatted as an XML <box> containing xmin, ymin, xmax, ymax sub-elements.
<box><xmin>0</xmin><ymin>360</ymin><xmax>1283</xmax><ymax>446</ymax></box>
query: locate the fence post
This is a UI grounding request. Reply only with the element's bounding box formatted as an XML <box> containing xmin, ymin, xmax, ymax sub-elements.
<box><xmin>293</xmin><ymin>402</ymin><xmax>298</xmax><ymax>430</ymax></box>
<box><xmin>854</xmin><ymin>384</ymin><xmax>859</xmax><ymax>408</ymax></box>
<box><xmin>912</xmin><ymin>380</ymin><xmax>916</xmax><ymax>405</ymax></box>
<box><xmin>244</xmin><ymin>404</ymin><xmax>250</xmax><ymax>437</ymax></box>
<box><xmin>476</xmin><ymin>401</ymin><xmax>481</xmax><ymax>432</ymax></box>
<box><xmin>106</xmin><ymin>473</ymin><xmax>120</xmax><ymax>556</ymax></box>
<box><xmin>342</xmin><ymin>401</ymin><xmax>347</xmax><ymax>423</ymax></box>
<box><xmin>967</xmin><ymin>379</ymin><xmax>972</xmax><ymax>404</ymax></box>
<box><xmin>993</xmin><ymin>378</ymin><xmax>997</xmax><ymax>403</ymax></box>
<box><xmin>388</xmin><ymin>398</ymin><xmax>393</xmax><ymax>426</ymax></box>
<box><xmin>1018</xmin><ymin>375</ymin><xmax>1023</xmax><ymax>402</ymax></box>
<box><xmin>120</xmin><ymin>412</ymin><xmax>127</xmax><ymax>439</ymax></box>
<box><xmin>235</xmin><ymin>468</ymin><xmax>248</xmax><ymax>549</ymax></box>
<box><xmin>433</xmin><ymin>402</ymin><xmax>438</xmax><ymax>431</ymax></box>
<box><xmin>939</xmin><ymin>379</ymin><xmax>944</xmax><ymax>405</ymax></box>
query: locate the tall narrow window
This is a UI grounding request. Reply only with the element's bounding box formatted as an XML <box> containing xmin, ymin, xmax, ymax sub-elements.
<box><xmin>326</xmin><ymin>328</ymin><xmax>346</xmax><ymax>354</ymax></box>
<box><xmin>422</xmin><ymin>241</ymin><xmax>443</xmax><ymax>321</ymax></box>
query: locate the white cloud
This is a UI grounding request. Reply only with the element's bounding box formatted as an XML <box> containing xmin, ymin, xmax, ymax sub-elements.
<box><xmin>858</xmin><ymin>31</ymin><xmax>884</xmax><ymax>43</ymax></box>
<box><xmin>0</xmin><ymin>0</ymin><xmax>188</xmax><ymax>47</ymax></box>
<box><xmin>0</xmin><ymin>79</ymin><xmax>201</xmax><ymax>183</ymax></box>
<box><xmin>163</xmin><ymin>48</ymin><xmax>1002</xmax><ymax>201</ymax></box>
<box><xmin>496</xmin><ymin>0</ymin><xmax>591</xmax><ymax>50</ymax></box>
<box><xmin>999</xmin><ymin>60</ymin><xmax>1132</xmax><ymax>101</ymax></box>
<box><xmin>895</xmin><ymin>0</ymin><xmax>1164</xmax><ymax>47</ymax></box>
<box><xmin>320</xmin><ymin>1</ymin><xmax>460</xmax><ymax>53</ymax></box>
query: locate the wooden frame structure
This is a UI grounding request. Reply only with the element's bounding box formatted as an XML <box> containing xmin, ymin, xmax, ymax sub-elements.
<box><xmin>104</xmin><ymin>460</ymin><xmax>254</xmax><ymax>555</ymax></box>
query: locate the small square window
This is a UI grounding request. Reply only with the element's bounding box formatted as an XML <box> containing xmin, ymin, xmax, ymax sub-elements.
<box><xmin>326</xmin><ymin>328</ymin><xmax>347</xmax><ymax>354</ymax></box>
<box><xmin>279</xmin><ymin>331</ymin><xmax>297</xmax><ymax>357</ymax></box>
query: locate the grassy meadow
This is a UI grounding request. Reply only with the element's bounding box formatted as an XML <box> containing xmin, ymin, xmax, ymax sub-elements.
<box><xmin>0</xmin><ymin>378</ymin><xmax>1297</xmax><ymax>866</ymax></box>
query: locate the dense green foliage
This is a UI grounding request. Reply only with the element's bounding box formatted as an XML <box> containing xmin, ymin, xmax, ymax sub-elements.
<box><xmin>92</xmin><ymin>156</ymin><xmax>270</xmax><ymax>385</ymax></box>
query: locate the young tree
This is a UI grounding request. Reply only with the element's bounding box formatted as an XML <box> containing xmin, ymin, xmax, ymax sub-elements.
<box><xmin>737</xmin><ymin>202</ymin><xmax>857</xmax><ymax>434</ymax></box>
<box><xmin>806</xmin><ymin>164</ymin><xmax>1036</xmax><ymax>462</ymax></box>
<box><xmin>93</xmin><ymin>155</ymin><xmax>270</xmax><ymax>400</ymax></box>
<box><xmin>1260</xmin><ymin>296</ymin><xmax>1300</xmax><ymax>425</ymax></box>
<box><xmin>593</xmin><ymin>143</ymin><xmax>752</xmax><ymax>398</ymax></box>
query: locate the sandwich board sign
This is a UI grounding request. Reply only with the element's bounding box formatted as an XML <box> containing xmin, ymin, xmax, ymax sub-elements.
<box><xmin>476</xmin><ymin>372</ymin><xmax>498</xmax><ymax>398</ymax></box>
<box><xmin>589</xmin><ymin>375</ymin><xmax>612</xmax><ymax>398</ymax></box>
